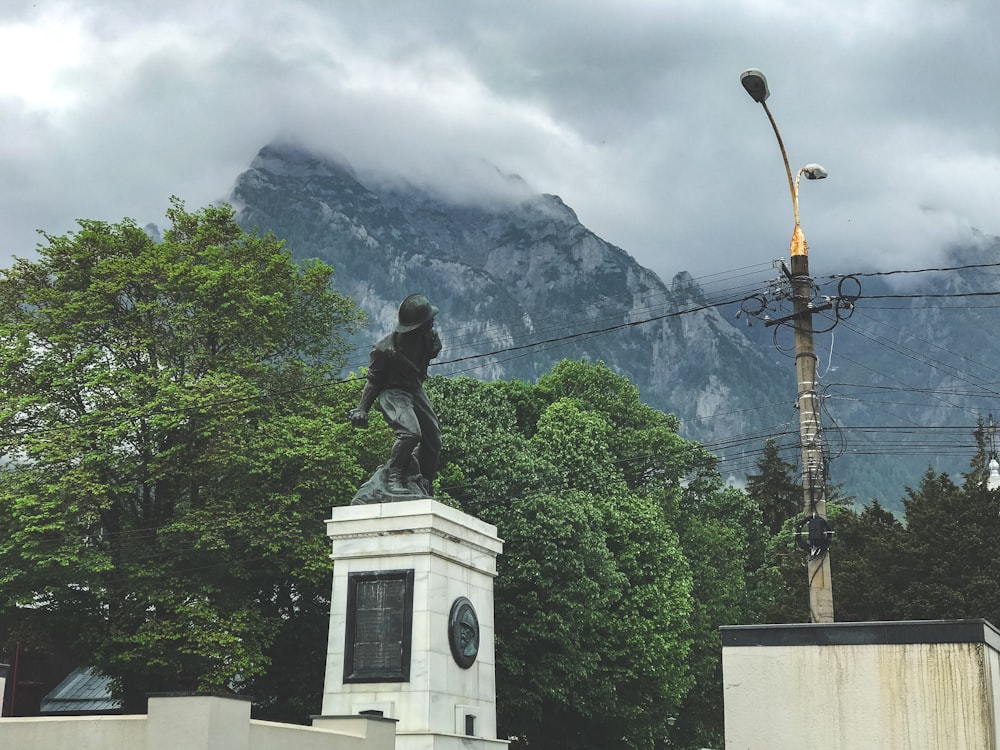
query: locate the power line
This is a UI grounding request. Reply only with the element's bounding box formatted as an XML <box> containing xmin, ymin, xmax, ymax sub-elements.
<box><xmin>0</xmin><ymin>293</ymin><xmax>749</xmax><ymax>443</ymax></box>
<box><xmin>826</xmin><ymin>260</ymin><xmax>1000</xmax><ymax>280</ymax></box>
<box><xmin>5</xmin><ymin>259</ymin><xmax>1000</xmax><ymax>483</ymax></box>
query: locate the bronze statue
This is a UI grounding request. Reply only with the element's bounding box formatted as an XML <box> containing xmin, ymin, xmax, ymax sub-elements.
<box><xmin>349</xmin><ymin>294</ymin><xmax>442</xmax><ymax>503</ymax></box>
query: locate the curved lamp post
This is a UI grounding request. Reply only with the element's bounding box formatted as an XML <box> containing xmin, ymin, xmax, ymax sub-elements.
<box><xmin>741</xmin><ymin>68</ymin><xmax>834</xmax><ymax>623</ymax></box>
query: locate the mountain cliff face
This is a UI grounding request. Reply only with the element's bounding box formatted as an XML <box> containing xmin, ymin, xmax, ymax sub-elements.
<box><xmin>229</xmin><ymin>142</ymin><xmax>1000</xmax><ymax>509</ymax></box>
<box><xmin>230</xmin><ymin>143</ymin><xmax>787</xmax><ymax>453</ymax></box>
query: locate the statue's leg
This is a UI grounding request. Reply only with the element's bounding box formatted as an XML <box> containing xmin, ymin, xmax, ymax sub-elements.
<box><xmin>412</xmin><ymin>387</ymin><xmax>441</xmax><ymax>482</ymax></box>
<box><xmin>380</xmin><ymin>390</ymin><xmax>421</xmax><ymax>487</ymax></box>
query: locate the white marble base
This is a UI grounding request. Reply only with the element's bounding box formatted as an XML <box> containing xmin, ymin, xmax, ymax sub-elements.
<box><xmin>321</xmin><ymin>499</ymin><xmax>506</xmax><ymax>746</ymax></box>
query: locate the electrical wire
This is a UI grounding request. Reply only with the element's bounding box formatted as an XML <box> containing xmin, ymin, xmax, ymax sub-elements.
<box><xmin>11</xmin><ymin>257</ymin><xmax>995</xmax><ymax>444</ymax></box>
<box><xmin>4</xmin><ymin>259</ymin><xmax>1000</xmax><ymax>502</ymax></box>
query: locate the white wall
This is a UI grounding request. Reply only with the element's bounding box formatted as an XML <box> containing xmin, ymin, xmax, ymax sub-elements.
<box><xmin>0</xmin><ymin>694</ymin><xmax>397</xmax><ymax>750</ymax></box>
<box><xmin>0</xmin><ymin>714</ymin><xmax>146</xmax><ymax>750</ymax></box>
<box><xmin>722</xmin><ymin>620</ymin><xmax>1000</xmax><ymax>750</ymax></box>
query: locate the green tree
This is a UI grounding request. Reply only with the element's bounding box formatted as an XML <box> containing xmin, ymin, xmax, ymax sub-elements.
<box><xmin>897</xmin><ymin>468</ymin><xmax>1000</xmax><ymax>622</ymax></box>
<box><xmin>429</xmin><ymin>361</ymin><xmax>757</xmax><ymax>749</ymax></box>
<box><xmin>745</xmin><ymin>438</ymin><xmax>801</xmax><ymax>536</ymax></box>
<box><xmin>964</xmin><ymin>416</ymin><xmax>995</xmax><ymax>485</ymax></box>
<box><xmin>828</xmin><ymin>500</ymin><xmax>908</xmax><ymax>622</ymax></box>
<box><xmin>819</xmin><ymin>441</ymin><xmax>1000</xmax><ymax>626</ymax></box>
<box><xmin>739</xmin><ymin>439</ymin><xmax>802</xmax><ymax>622</ymax></box>
<box><xmin>664</xmin><ymin>482</ymin><xmax>766</xmax><ymax>749</ymax></box>
<box><xmin>0</xmin><ymin>200</ymin><xmax>367</xmax><ymax>713</ymax></box>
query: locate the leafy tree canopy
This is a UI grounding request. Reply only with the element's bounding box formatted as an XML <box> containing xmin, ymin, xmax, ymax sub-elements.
<box><xmin>428</xmin><ymin>360</ymin><xmax>759</xmax><ymax>749</ymax></box>
<box><xmin>0</xmin><ymin>199</ymin><xmax>370</xmax><ymax>713</ymax></box>
<box><xmin>745</xmin><ymin>438</ymin><xmax>801</xmax><ymax>536</ymax></box>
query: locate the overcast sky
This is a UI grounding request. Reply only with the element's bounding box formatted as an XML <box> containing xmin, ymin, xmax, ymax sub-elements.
<box><xmin>1</xmin><ymin>0</ymin><xmax>997</xmax><ymax>284</ymax></box>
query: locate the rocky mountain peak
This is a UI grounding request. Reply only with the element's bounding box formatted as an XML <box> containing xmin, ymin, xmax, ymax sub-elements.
<box><xmin>670</xmin><ymin>271</ymin><xmax>707</xmax><ymax>304</ymax></box>
<box><xmin>230</xmin><ymin>142</ymin><xmax>785</xmax><ymax>434</ymax></box>
<box><xmin>226</xmin><ymin>141</ymin><xmax>1000</xmax><ymax>508</ymax></box>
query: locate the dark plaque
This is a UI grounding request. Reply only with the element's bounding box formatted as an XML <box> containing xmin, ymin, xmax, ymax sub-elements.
<box><xmin>344</xmin><ymin>570</ymin><xmax>414</xmax><ymax>682</ymax></box>
<box><xmin>448</xmin><ymin>596</ymin><xmax>480</xmax><ymax>669</ymax></box>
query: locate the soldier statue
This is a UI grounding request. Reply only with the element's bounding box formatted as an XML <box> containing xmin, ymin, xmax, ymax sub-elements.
<box><xmin>348</xmin><ymin>293</ymin><xmax>442</xmax><ymax>503</ymax></box>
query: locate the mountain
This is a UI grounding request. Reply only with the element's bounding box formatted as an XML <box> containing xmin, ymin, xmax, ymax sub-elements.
<box><xmin>228</xmin><ymin>142</ymin><xmax>1000</xmax><ymax>511</ymax></box>
<box><xmin>230</xmin><ymin>143</ymin><xmax>786</xmax><ymax>456</ymax></box>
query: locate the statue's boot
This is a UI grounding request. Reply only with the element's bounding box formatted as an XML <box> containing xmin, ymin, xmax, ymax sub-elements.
<box><xmin>385</xmin><ymin>467</ymin><xmax>410</xmax><ymax>495</ymax></box>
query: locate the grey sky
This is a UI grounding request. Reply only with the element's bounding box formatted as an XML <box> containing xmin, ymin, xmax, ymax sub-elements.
<box><xmin>1</xmin><ymin>0</ymin><xmax>997</xmax><ymax>284</ymax></box>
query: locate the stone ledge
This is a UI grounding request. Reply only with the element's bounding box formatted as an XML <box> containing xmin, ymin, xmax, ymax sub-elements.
<box><xmin>721</xmin><ymin>618</ymin><xmax>1000</xmax><ymax>650</ymax></box>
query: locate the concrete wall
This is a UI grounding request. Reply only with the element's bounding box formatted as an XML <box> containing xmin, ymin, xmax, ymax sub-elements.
<box><xmin>722</xmin><ymin>619</ymin><xmax>1000</xmax><ymax>750</ymax></box>
<box><xmin>0</xmin><ymin>694</ymin><xmax>397</xmax><ymax>750</ymax></box>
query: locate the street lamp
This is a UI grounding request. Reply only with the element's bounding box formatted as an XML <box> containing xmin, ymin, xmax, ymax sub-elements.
<box><xmin>741</xmin><ymin>69</ymin><xmax>828</xmax><ymax>258</ymax></box>
<box><xmin>741</xmin><ymin>68</ymin><xmax>835</xmax><ymax>623</ymax></box>
<box><xmin>788</xmin><ymin>163</ymin><xmax>828</xmax><ymax>257</ymax></box>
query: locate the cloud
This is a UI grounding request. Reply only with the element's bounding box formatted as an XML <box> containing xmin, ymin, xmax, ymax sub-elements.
<box><xmin>0</xmin><ymin>0</ymin><xmax>996</xmax><ymax>284</ymax></box>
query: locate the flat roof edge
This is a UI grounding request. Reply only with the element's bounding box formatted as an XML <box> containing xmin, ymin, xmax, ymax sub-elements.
<box><xmin>721</xmin><ymin>619</ymin><xmax>1000</xmax><ymax>650</ymax></box>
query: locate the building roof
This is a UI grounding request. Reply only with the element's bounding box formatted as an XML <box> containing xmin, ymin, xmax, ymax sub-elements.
<box><xmin>40</xmin><ymin>666</ymin><xmax>121</xmax><ymax>715</ymax></box>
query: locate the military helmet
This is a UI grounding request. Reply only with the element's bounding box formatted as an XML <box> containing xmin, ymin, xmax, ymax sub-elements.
<box><xmin>395</xmin><ymin>293</ymin><xmax>438</xmax><ymax>333</ymax></box>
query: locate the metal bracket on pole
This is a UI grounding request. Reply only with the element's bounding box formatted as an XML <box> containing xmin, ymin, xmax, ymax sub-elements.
<box><xmin>763</xmin><ymin>302</ymin><xmax>832</xmax><ymax>327</ymax></box>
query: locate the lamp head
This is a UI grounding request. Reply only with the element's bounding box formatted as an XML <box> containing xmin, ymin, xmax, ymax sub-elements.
<box><xmin>801</xmin><ymin>163</ymin><xmax>829</xmax><ymax>180</ymax></box>
<box><xmin>740</xmin><ymin>68</ymin><xmax>770</xmax><ymax>103</ymax></box>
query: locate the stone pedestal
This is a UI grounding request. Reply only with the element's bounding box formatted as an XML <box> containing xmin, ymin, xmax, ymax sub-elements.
<box><xmin>722</xmin><ymin>619</ymin><xmax>1000</xmax><ymax>749</ymax></box>
<box><xmin>321</xmin><ymin>499</ymin><xmax>508</xmax><ymax>750</ymax></box>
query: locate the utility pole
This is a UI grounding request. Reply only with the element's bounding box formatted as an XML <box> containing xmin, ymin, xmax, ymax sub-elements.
<box><xmin>788</xmin><ymin>226</ymin><xmax>834</xmax><ymax>623</ymax></box>
<box><xmin>741</xmin><ymin>69</ymin><xmax>835</xmax><ymax>623</ymax></box>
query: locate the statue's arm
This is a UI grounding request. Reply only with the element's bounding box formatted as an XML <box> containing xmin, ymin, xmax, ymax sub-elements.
<box><xmin>349</xmin><ymin>380</ymin><xmax>379</xmax><ymax>428</ymax></box>
<box><xmin>349</xmin><ymin>346</ymin><xmax>387</xmax><ymax>427</ymax></box>
<box><xmin>357</xmin><ymin>380</ymin><xmax>379</xmax><ymax>412</ymax></box>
